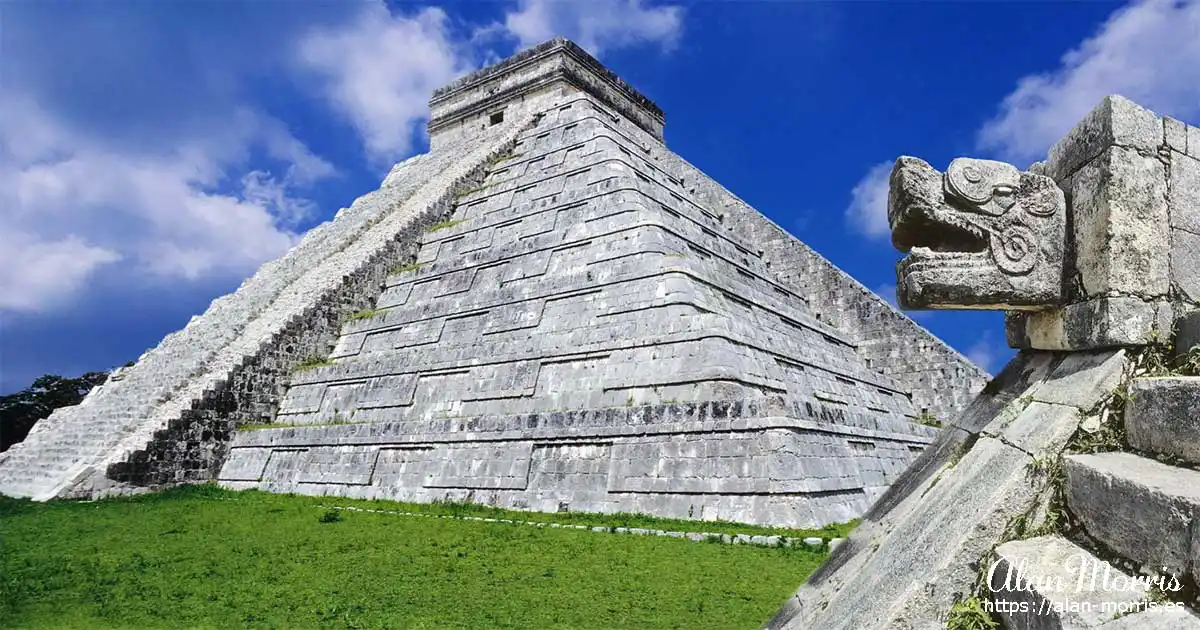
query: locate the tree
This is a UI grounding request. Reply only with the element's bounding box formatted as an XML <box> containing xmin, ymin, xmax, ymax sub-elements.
<box><xmin>0</xmin><ymin>371</ymin><xmax>112</xmax><ymax>452</ymax></box>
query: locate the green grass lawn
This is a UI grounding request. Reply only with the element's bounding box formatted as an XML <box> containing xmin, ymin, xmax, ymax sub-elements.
<box><xmin>1</xmin><ymin>486</ymin><xmax>832</xmax><ymax>629</ymax></box>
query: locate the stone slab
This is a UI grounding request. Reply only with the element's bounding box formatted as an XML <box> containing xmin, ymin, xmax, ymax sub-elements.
<box><xmin>1065</xmin><ymin>452</ymin><xmax>1200</xmax><ymax>583</ymax></box>
<box><xmin>767</xmin><ymin>350</ymin><xmax>1128</xmax><ymax>629</ymax></box>
<box><xmin>1177</xmin><ymin>311</ymin><xmax>1200</xmax><ymax>357</ymax></box>
<box><xmin>1167</xmin><ymin>117</ymin><xmax>1189</xmax><ymax>154</ymax></box>
<box><xmin>1046</xmin><ymin>95</ymin><xmax>1162</xmax><ymax>182</ymax></box>
<box><xmin>1172</xmin><ymin>228</ymin><xmax>1200</xmax><ymax>302</ymax></box>
<box><xmin>980</xmin><ymin>400</ymin><xmax>1084</xmax><ymax>460</ymax></box>
<box><xmin>770</xmin><ymin>436</ymin><xmax>1038</xmax><ymax>629</ymax></box>
<box><xmin>1069</xmin><ymin>145</ymin><xmax>1169</xmax><ymax>299</ymax></box>
<box><xmin>1125</xmin><ymin>377</ymin><xmax>1200</xmax><ymax>464</ymax></box>
<box><xmin>1027</xmin><ymin>350</ymin><xmax>1127</xmax><ymax>409</ymax></box>
<box><xmin>1008</xmin><ymin>297</ymin><xmax>1173</xmax><ymax>351</ymax></box>
<box><xmin>988</xmin><ymin>535</ymin><xmax>1148</xmax><ymax>630</ymax></box>
<box><xmin>1170</xmin><ymin>153</ymin><xmax>1200</xmax><ymax>233</ymax></box>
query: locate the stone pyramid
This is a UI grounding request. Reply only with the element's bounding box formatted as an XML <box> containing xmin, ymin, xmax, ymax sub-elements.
<box><xmin>0</xmin><ymin>39</ymin><xmax>985</xmax><ymax>528</ymax></box>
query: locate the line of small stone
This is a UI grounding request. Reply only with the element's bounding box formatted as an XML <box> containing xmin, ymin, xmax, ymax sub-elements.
<box><xmin>319</xmin><ymin>504</ymin><xmax>847</xmax><ymax>550</ymax></box>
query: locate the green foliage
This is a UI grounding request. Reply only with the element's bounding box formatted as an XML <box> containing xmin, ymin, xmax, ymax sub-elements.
<box><xmin>425</xmin><ymin>218</ymin><xmax>467</xmax><ymax>232</ymax></box>
<box><xmin>319</xmin><ymin>509</ymin><xmax>343</xmax><ymax>523</ymax></box>
<box><xmin>411</xmin><ymin>497</ymin><xmax>858</xmax><ymax>540</ymax></box>
<box><xmin>345</xmin><ymin>308</ymin><xmax>383</xmax><ymax>323</ymax></box>
<box><xmin>389</xmin><ymin>261</ymin><xmax>426</xmax><ymax>275</ymax></box>
<box><xmin>486</xmin><ymin>152</ymin><xmax>520</xmax><ymax>167</ymax></box>
<box><xmin>237</xmin><ymin>415</ymin><xmax>354</xmax><ymax>432</ymax></box>
<box><xmin>235</xmin><ymin>422</ymin><xmax>296</xmax><ymax>432</ymax></box>
<box><xmin>292</xmin><ymin>356</ymin><xmax>335</xmax><ymax>372</ymax></box>
<box><xmin>915</xmin><ymin>412</ymin><xmax>942</xmax><ymax>428</ymax></box>
<box><xmin>1</xmin><ymin>370</ymin><xmax>112</xmax><ymax>452</ymax></box>
<box><xmin>453</xmin><ymin>182</ymin><xmax>493</xmax><ymax>199</ymax></box>
<box><xmin>1179</xmin><ymin>344</ymin><xmax>1200</xmax><ymax>376</ymax></box>
<box><xmin>1</xmin><ymin>486</ymin><xmax>831</xmax><ymax>629</ymax></box>
<box><xmin>946</xmin><ymin>597</ymin><xmax>999</xmax><ymax>630</ymax></box>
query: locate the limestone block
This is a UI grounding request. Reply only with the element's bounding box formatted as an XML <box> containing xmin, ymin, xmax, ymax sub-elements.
<box><xmin>768</xmin><ymin>350</ymin><xmax>1130</xmax><ymax>630</ymax></box>
<box><xmin>1070</xmin><ymin>145</ymin><xmax>1169</xmax><ymax>298</ymax></box>
<box><xmin>1172</xmin><ymin>228</ymin><xmax>1200</xmax><ymax>302</ymax></box>
<box><xmin>218</xmin><ymin>448</ymin><xmax>271</xmax><ymax>482</ymax></box>
<box><xmin>1010</xmin><ymin>297</ymin><xmax>1173</xmax><ymax>350</ymax></box>
<box><xmin>1191</xmin><ymin>125</ymin><xmax>1200</xmax><ymax>159</ymax></box>
<box><xmin>981</xmin><ymin>401</ymin><xmax>1082</xmax><ymax>460</ymax></box>
<box><xmin>1125</xmin><ymin>377</ymin><xmax>1200</xmax><ymax>464</ymax></box>
<box><xmin>1166</xmin><ymin>117</ymin><xmax>1189</xmax><ymax>154</ymax></box>
<box><xmin>1064</xmin><ymin>452</ymin><xmax>1200</xmax><ymax>582</ymax></box>
<box><xmin>1047</xmin><ymin>95</ymin><xmax>1162</xmax><ymax>182</ymax></box>
<box><xmin>1170</xmin><ymin>153</ymin><xmax>1200</xmax><ymax>233</ymax></box>
<box><xmin>1027</xmin><ymin>350</ymin><xmax>1127</xmax><ymax>409</ymax></box>
<box><xmin>988</xmin><ymin>535</ymin><xmax>1148</xmax><ymax>630</ymax></box>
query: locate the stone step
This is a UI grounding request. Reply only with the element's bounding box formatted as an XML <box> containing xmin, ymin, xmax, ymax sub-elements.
<box><xmin>987</xmin><ymin>535</ymin><xmax>1151</xmax><ymax>629</ymax></box>
<box><xmin>1125</xmin><ymin>377</ymin><xmax>1200</xmax><ymax>464</ymax></box>
<box><xmin>1064</xmin><ymin>452</ymin><xmax>1200</xmax><ymax>586</ymax></box>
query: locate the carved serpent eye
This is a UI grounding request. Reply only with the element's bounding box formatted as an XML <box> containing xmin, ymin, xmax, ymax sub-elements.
<box><xmin>990</xmin><ymin>223</ymin><xmax>1038</xmax><ymax>275</ymax></box>
<box><xmin>992</xmin><ymin>185</ymin><xmax>1017</xmax><ymax>210</ymax></box>
<box><xmin>945</xmin><ymin>159</ymin><xmax>1020</xmax><ymax>211</ymax></box>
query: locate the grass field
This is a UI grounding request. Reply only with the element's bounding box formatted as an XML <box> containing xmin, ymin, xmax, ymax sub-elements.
<box><xmin>1</xmin><ymin>485</ymin><xmax>836</xmax><ymax>629</ymax></box>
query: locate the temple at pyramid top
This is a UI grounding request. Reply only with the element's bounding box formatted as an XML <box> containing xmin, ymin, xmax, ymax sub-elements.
<box><xmin>0</xmin><ymin>38</ymin><xmax>988</xmax><ymax>529</ymax></box>
<box><xmin>427</xmin><ymin>37</ymin><xmax>666</xmax><ymax>148</ymax></box>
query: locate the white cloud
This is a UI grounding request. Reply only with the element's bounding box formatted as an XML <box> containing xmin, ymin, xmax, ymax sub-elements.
<box><xmin>296</xmin><ymin>1</ymin><xmax>685</xmax><ymax>163</ymax></box>
<box><xmin>297</xmin><ymin>5</ymin><xmax>472</xmax><ymax>163</ymax></box>
<box><xmin>0</xmin><ymin>231</ymin><xmax>121</xmax><ymax>312</ymax></box>
<box><xmin>502</xmin><ymin>0</ymin><xmax>683</xmax><ymax>56</ymax></box>
<box><xmin>2</xmin><ymin>0</ymin><xmax>690</xmax><ymax>314</ymax></box>
<box><xmin>965</xmin><ymin>333</ymin><xmax>1001</xmax><ymax>375</ymax></box>
<box><xmin>0</xmin><ymin>95</ymin><xmax>328</xmax><ymax>312</ymax></box>
<box><xmin>845</xmin><ymin>161</ymin><xmax>893</xmax><ymax>240</ymax></box>
<box><xmin>978</xmin><ymin>0</ymin><xmax>1200</xmax><ymax>163</ymax></box>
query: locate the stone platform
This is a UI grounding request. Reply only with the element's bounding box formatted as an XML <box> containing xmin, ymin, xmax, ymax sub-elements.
<box><xmin>222</xmin><ymin>397</ymin><xmax>934</xmax><ymax>528</ymax></box>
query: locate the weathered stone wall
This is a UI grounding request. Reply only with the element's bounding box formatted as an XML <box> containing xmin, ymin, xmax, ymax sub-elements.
<box><xmin>768</xmin><ymin>349</ymin><xmax>1130</xmax><ymax>628</ymax></box>
<box><xmin>657</xmin><ymin>156</ymin><xmax>989</xmax><ymax>421</ymax></box>
<box><xmin>222</xmin><ymin>396</ymin><xmax>935</xmax><ymax>528</ymax></box>
<box><xmin>429</xmin><ymin>37</ymin><xmax>665</xmax><ymax>149</ymax></box>
<box><xmin>1008</xmin><ymin>96</ymin><xmax>1200</xmax><ymax>350</ymax></box>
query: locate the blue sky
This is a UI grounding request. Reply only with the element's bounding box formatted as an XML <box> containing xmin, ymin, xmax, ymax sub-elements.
<box><xmin>2</xmin><ymin>0</ymin><xmax>1199</xmax><ymax>393</ymax></box>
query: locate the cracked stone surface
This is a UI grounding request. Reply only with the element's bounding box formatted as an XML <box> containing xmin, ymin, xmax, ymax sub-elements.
<box><xmin>1125</xmin><ymin>376</ymin><xmax>1200</xmax><ymax>464</ymax></box>
<box><xmin>770</xmin><ymin>94</ymin><xmax>1198</xmax><ymax>627</ymax></box>
<box><xmin>988</xmin><ymin>535</ymin><xmax>1149</xmax><ymax>630</ymax></box>
<box><xmin>1065</xmin><ymin>451</ymin><xmax>1200</xmax><ymax>584</ymax></box>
